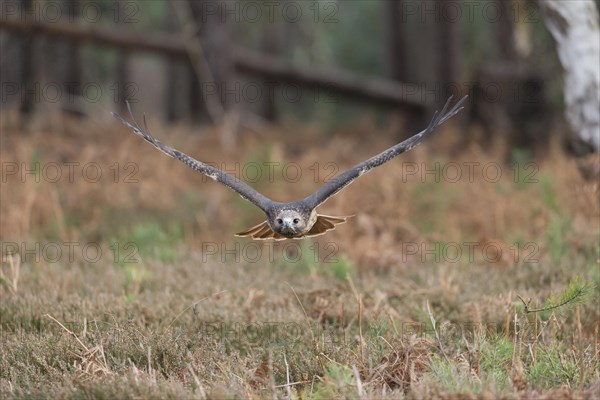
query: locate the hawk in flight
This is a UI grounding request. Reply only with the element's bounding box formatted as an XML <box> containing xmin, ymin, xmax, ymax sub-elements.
<box><xmin>112</xmin><ymin>96</ymin><xmax>466</xmax><ymax>240</ymax></box>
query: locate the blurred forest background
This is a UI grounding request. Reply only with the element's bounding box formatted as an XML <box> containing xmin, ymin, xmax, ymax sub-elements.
<box><xmin>1</xmin><ymin>0</ymin><xmax>598</xmax><ymax>153</ymax></box>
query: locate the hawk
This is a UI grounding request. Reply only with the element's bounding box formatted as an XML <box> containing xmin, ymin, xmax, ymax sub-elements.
<box><xmin>112</xmin><ymin>96</ymin><xmax>466</xmax><ymax>240</ymax></box>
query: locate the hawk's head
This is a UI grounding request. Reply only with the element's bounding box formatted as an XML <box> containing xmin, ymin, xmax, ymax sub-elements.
<box><xmin>270</xmin><ymin>209</ymin><xmax>313</xmax><ymax>238</ymax></box>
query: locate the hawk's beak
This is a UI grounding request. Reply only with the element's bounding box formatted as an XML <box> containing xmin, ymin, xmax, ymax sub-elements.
<box><xmin>282</xmin><ymin>219</ymin><xmax>294</xmax><ymax>234</ymax></box>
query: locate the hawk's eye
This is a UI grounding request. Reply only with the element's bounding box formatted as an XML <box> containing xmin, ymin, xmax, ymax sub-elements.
<box><xmin>293</xmin><ymin>218</ymin><xmax>299</xmax><ymax>224</ymax></box>
<box><xmin>277</xmin><ymin>219</ymin><xmax>283</xmax><ymax>224</ymax></box>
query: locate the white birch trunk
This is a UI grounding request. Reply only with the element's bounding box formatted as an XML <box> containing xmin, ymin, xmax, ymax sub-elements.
<box><xmin>539</xmin><ymin>0</ymin><xmax>600</xmax><ymax>151</ymax></box>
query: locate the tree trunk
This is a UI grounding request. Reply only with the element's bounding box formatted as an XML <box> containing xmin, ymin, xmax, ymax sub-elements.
<box><xmin>61</xmin><ymin>0</ymin><xmax>82</xmax><ymax>115</ymax></box>
<box><xmin>19</xmin><ymin>0</ymin><xmax>35</xmax><ymax>115</ymax></box>
<box><xmin>199</xmin><ymin>0</ymin><xmax>233</xmax><ymax>112</ymax></box>
<box><xmin>438</xmin><ymin>1</ymin><xmax>461</xmax><ymax>95</ymax></box>
<box><xmin>539</xmin><ymin>0</ymin><xmax>600</xmax><ymax>153</ymax></box>
<box><xmin>165</xmin><ymin>2</ymin><xmax>183</xmax><ymax>122</ymax></box>
<box><xmin>258</xmin><ymin>18</ymin><xmax>282</xmax><ymax>121</ymax></box>
<box><xmin>387</xmin><ymin>0</ymin><xmax>406</xmax><ymax>81</ymax></box>
<box><xmin>113</xmin><ymin>0</ymin><xmax>132</xmax><ymax>114</ymax></box>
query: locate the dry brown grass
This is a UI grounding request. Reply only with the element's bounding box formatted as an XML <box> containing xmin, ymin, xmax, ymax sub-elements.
<box><xmin>0</xmin><ymin>112</ymin><xmax>599</xmax><ymax>399</ymax></box>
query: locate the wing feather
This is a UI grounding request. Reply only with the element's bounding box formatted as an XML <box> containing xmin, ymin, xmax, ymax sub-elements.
<box><xmin>112</xmin><ymin>103</ymin><xmax>273</xmax><ymax>212</ymax></box>
<box><xmin>302</xmin><ymin>96</ymin><xmax>467</xmax><ymax>209</ymax></box>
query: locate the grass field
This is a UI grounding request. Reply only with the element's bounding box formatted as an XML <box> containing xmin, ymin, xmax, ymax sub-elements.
<box><xmin>1</xmin><ymin>113</ymin><xmax>599</xmax><ymax>399</ymax></box>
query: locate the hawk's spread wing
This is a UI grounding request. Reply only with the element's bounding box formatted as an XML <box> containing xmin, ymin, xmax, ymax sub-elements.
<box><xmin>112</xmin><ymin>104</ymin><xmax>273</xmax><ymax>212</ymax></box>
<box><xmin>302</xmin><ymin>96</ymin><xmax>467</xmax><ymax>209</ymax></box>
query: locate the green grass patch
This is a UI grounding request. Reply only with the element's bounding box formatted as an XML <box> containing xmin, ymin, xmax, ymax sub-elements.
<box><xmin>112</xmin><ymin>221</ymin><xmax>184</xmax><ymax>264</ymax></box>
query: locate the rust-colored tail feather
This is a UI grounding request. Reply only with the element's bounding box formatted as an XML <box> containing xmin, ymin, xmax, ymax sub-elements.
<box><xmin>304</xmin><ymin>214</ymin><xmax>352</xmax><ymax>238</ymax></box>
<box><xmin>235</xmin><ymin>221</ymin><xmax>286</xmax><ymax>240</ymax></box>
<box><xmin>236</xmin><ymin>215</ymin><xmax>352</xmax><ymax>240</ymax></box>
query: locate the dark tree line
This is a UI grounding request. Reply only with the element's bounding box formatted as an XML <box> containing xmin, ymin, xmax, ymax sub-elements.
<box><xmin>2</xmin><ymin>0</ymin><xmax>597</xmax><ymax>153</ymax></box>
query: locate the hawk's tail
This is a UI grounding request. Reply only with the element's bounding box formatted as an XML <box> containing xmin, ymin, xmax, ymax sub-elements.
<box><xmin>235</xmin><ymin>221</ymin><xmax>287</xmax><ymax>241</ymax></box>
<box><xmin>235</xmin><ymin>215</ymin><xmax>352</xmax><ymax>240</ymax></box>
<box><xmin>303</xmin><ymin>214</ymin><xmax>353</xmax><ymax>238</ymax></box>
